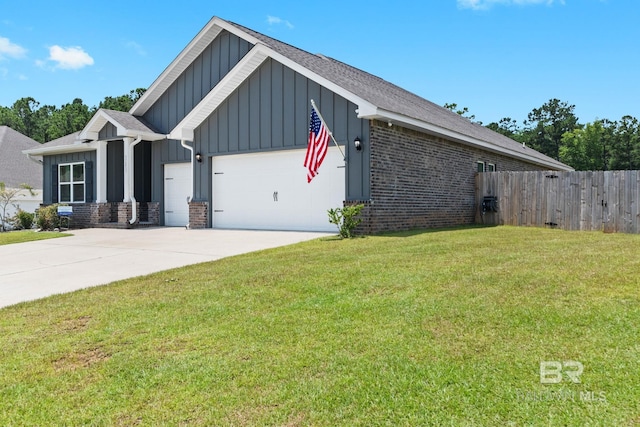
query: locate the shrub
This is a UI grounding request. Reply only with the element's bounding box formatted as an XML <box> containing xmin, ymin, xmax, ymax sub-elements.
<box><xmin>0</xmin><ymin>182</ymin><xmax>34</xmax><ymax>232</ymax></box>
<box><xmin>36</xmin><ymin>204</ymin><xmax>61</xmax><ymax>231</ymax></box>
<box><xmin>327</xmin><ymin>204</ymin><xmax>364</xmax><ymax>238</ymax></box>
<box><xmin>13</xmin><ymin>209</ymin><xmax>35</xmax><ymax>230</ymax></box>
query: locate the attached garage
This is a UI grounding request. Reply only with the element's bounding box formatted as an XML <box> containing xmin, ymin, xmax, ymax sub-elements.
<box><xmin>212</xmin><ymin>147</ymin><xmax>345</xmax><ymax>232</ymax></box>
<box><xmin>164</xmin><ymin>162</ymin><xmax>191</xmax><ymax>227</ymax></box>
<box><xmin>28</xmin><ymin>17</ymin><xmax>570</xmax><ymax>234</ymax></box>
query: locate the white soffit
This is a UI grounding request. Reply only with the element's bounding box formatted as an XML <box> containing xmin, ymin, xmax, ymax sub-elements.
<box><xmin>23</xmin><ymin>141</ymin><xmax>98</xmax><ymax>156</ymax></box>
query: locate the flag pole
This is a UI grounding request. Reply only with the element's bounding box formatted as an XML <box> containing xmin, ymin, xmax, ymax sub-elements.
<box><xmin>310</xmin><ymin>99</ymin><xmax>345</xmax><ymax>161</ymax></box>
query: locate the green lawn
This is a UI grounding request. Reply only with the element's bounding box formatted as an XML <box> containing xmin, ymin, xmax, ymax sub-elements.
<box><xmin>0</xmin><ymin>230</ymin><xmax>69</xmax><ymax>245</ymax></box>
<box><xmin>0</xmin><ymin>226</ymin><xmax>638</xmax><ymax>426</ymax></box>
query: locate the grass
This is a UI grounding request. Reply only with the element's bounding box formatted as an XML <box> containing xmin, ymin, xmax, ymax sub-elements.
<box><xmin>0</xmin><ymin>226</ymin><xmax>638</xmax><ymax>426</ymax></box>
<box><xmin>0</xmin><ymin>230</ymin><xmax>69</xmax><ymax>245</ymax></box>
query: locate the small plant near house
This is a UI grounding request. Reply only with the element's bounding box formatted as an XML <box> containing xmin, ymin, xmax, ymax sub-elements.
<box><xmin>327</xmin><ymin>204</ymin><xmax>364</xmax><ymax>238</ymax></box>
<box><xmin>0</xmin><ymin>182</ymin><xmax>34</xmax><ymax>232</ymax></box>
<box><xmin>13</xmin><ymin>209</ymin><xmax>35</xmax><ymax>230</ymax></box>
<box><xmin>36</xmin><ymin>204</ymin><xmax>61</xmax><ymax>231</ymax></box>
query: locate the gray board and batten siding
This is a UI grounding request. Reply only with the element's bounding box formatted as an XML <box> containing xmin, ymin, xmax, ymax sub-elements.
<box><xmin>143</xmin><ymin>31</ymin><xmax>253</xmax><ymax>135</ymax></box>
<box><xmin>192</xmin><ymin>59</ymin><xmax>370</xmax><ymax>205</ymax></box>
<box><xmin>106</xmin><ymin>140</ymin><xmax>124</xmax><ymax>202</ymax></box>
<box><xmin>140</xmin><ymin>29</ymin><xmax>370</xmax><ymax>224</ymax></box>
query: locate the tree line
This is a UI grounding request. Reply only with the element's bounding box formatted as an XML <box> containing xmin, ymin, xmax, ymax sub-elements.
<box><xmin>0</xmin><ymin>89</ymin><xmax>146</xmax><ymax>144</ymax></box>
<box><xmin>447</xmin><ymin>99</ymin><xmax>639</xmax><ymax>171</ymax></box>
<box><xmin>1</xmin><ymin>92</ymin><xmax>638</xmax><ymax>171</ymax></box>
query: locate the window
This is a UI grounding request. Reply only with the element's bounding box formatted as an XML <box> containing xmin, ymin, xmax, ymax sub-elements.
<box><xmin>477</xmin><ymin>161</ymin><xmax>496</xmax><ymax>172</ymax></box>
<box><xmin>59</xmin><ymin>162</ymin><xmax>85</xmax><ymax>203</ymax></box>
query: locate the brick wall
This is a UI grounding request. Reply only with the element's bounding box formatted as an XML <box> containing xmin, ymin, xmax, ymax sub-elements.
<box><xmin>365</xmin><ymin>120</ymin><xmax>546</xmax><ymax>233</ymax></box>
<box><xmin>90</xmin><ymin>203</ymin><xmax>112</xmax><ymax>224</ymax></box>
<box><xmin>147</xmin><ymin>202</ymin><xmax>160</xmax><ymax>225</ymax></box>
<box><xmin>117</xmin><ymin>202</ymin><xmax>134</xmax><ymax>225</ymax></box>
<box><xmin>66</xmin><ymin>204</ymin><xmax>91</xmax><ymax>228</ymax></box>
<box><xmin>343</xmin><ymin>200</ymin><xmax>373</xmax><ymax>235</ymax></box>
<box><xmin>42</xmin><ymin>201</ymin><xmax>159</xmax><ymax>229</ymax></box>
<box><xmin>189</xmin><ymin>201</ymin><xmax>208</xmax><ymax>229</ymax></box>
<box><xmin>49</xmin><ymin>203</ymin><xmax>112</xmax><ymax>228</ymax></box>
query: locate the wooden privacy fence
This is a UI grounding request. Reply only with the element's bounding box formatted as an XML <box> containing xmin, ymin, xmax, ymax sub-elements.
<box><xmin>475</xmin><ymin>170</ymin><xmax>640</xmax><ymax>233</ymax></box>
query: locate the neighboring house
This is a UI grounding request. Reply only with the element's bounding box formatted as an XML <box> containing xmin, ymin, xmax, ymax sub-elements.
<box><xmin>24</xmin><ymin>16</ymin><xmax>571</xmax><ymax>233</ymax></box>
<box><xmin>0</xmin><ymin>126</ymin><xmax>42</xmax><ymax>226</ymax></box>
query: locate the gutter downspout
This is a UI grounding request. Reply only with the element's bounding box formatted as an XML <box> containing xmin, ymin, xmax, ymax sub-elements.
<box><xmin>128</xmin><ymin>136</ymin><xmax>143</xmax><ymax>225</ymax></box>
<box><xmin>26</xmin><ymin>154</ymin><xmax>43</xmax><ymax>165</ymax></box>
<box><xmin>180</xmin><ymin>139</ymin><xmax>194</xmax><ymax>229</ymax></box>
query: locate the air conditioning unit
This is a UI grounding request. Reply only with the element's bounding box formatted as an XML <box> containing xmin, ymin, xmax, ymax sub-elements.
<box><xmin>482</xmin><ymin>196</ymin><xmax>498</xmax><ymax>213</ymax></box>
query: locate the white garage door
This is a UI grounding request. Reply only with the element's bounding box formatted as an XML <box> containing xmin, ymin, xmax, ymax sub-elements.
<box><xmin>212</xmin><ymin>147</ymin><xmax>345</xmax><ymax>232</ymax></box>
<box><xmin>164</xmin><ymin>162</ymin><xmax>191</xmax><ymax>227</ymax></box>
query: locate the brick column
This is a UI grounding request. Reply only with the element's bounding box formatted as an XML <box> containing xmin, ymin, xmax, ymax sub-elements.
<box><xmin>117</xmin><ymin>202</ymin><xmax>134</xmax><ymax>225</ymax></box>
<box><xmin>189</xmin><ymin>201</ymin><xmax>209</xmax><ymax>229</ymax></box>
<box><xmin>147</xmin><ymin>202</ymin><xmax>160</xmax><ymax>225</ymax></box>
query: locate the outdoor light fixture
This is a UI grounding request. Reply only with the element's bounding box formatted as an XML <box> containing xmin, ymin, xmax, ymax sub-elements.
<box><xmin>195</xmin><ymin>152</ymin><xmax>203</xmax><ymax>162</ymax></box>
<box><xmin>354</xmin><ymin>137</ymin><xmax>362</xmax><ymax>151</ymax></box>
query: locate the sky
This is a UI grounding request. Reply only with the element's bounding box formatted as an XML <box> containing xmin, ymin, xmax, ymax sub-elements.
<box><xmin>0</xmin><ymin>0</ymin><xmax>638</xmax><ymax>126</ymax></box>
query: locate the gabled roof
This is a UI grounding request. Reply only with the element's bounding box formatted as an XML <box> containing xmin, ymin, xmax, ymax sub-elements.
<box><xmin>0</xmin><ymin>126</ymin><xmax>42</xmax><ymax>188</ymax></box>
<box><xmin>142</xmin><ymin>16</ymin><xmax>570</xmax><ymax>171</ymax></box>
<box><xmin>25</xmin><ymin>109</ymin><xmax>166</xmax><ymax>156</ymax></box>
<box><xmin>229</xmin><ymin>21</ymin><xmax>571</xmax><ymax>170</ymax></box>
<box><xmin>131</xmin><ymin>19</ymin><xmax>262</xmax><ymax>116</ymax></box>
<box><xmin>78</xmin><ymin>109</ymin><xmax>165</xmax><ymax>142</ymax></box>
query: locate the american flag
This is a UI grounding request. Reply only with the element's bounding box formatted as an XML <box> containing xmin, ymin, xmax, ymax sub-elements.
<box><xmin>304</xmin><ymin>106</ymin><xmax>330</xmax><ymax>183</ymax></box>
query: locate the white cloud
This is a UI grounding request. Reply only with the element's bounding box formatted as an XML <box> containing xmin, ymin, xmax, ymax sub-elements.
<box><xmin>266</xmin><ymin>15</ymin><xmax>294</xmax><ymax>29</ymax></box>
<box><xmin>125</xmin><ymin>40</ymin><xmax>147</xmax><ymax>56</ymax></box>
<box><xmin>47</xmin><ymin>45</ymin><xmax>94</xmax><ymax>70</ymax></box>
<box><xmin>457</xmin><ymin>0</ymin><xmax>565</xmax><ymax>10</ymax></box>
<box><xmin>0</xmin><ymin>36</ymin><xmax>27</xmax><ymax>60</ymax></box>
<box><xmin>0</xmin><ymin>67</ymin><xmax>26</xmax><ymax>81</ymax></box>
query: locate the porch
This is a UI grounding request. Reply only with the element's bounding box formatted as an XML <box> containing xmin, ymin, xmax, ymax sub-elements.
<box><xmin>57</xmin><ymin>201</ymin><xmax>160</xmax><ymax>229</ymax></box>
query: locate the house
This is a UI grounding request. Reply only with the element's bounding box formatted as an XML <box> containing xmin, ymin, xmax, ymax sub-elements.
<box><xmin>0</xmin><ymin>126</ymin><xmax>42</xmax><ymax>225</ymax></box>
<box><xmin>24</xmin><ymin>16</ymin><xmax>571</xmax><ymax>233</ymax></box>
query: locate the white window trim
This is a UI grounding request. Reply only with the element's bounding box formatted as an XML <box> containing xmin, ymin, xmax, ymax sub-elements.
<box><xmin>59</xmin><ymin>162</ymin><xmax>86</xmax><ymax>204</ymax></box>
<box><xmin>477</xmin><ymin>161</ymin><xmax>497</xmax><ymax>172</ymax></box>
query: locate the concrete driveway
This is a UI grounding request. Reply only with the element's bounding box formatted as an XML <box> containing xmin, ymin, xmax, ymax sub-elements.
<box><xmin>0</xmin><ymin>228</ymin><xmax>330</xmax><ymax>309</ymax></box>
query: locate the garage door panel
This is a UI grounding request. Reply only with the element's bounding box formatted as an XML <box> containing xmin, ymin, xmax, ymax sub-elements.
<box><xmin>213</xmin><ymin>148</ymin><xmax>344</xmax><ymax>231</ymax></box>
